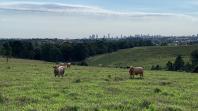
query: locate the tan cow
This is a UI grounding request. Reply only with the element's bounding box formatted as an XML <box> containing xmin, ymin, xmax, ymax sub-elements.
<box><xmin>129</xmin><ymin>66</ymin><xmax>144</xmax><ymax>78</ymax></box>
<box><xmin>56</xmin><ymin>63</ymin><xmax>65</xmax><ymax>67</ymax></box>
<box><xmin>66</xmin><ymin>63</ymin><xmax>71</xmax><ymax>68</ymax></box>
<box><xmin>53</xmin><ymin>65</ymin><xmax>66</xmax><ymax>77</ymax></box>
<box><xmin>58</xmin><ymin>62</ymin><xmax>71</xmax><ymax>68</ymax></box>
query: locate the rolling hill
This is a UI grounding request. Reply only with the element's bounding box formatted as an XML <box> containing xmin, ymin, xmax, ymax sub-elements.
<box><xmin>86</xmin><ymin>45</ymin><xmax>198</xmax><ymax>69</ymax></box>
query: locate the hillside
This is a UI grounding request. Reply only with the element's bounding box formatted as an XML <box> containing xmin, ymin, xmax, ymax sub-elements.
<box><xmin>87</xmin><ymin>45</ymin><xmax>198</xmax><ymax>69</ymax></box>
<box><xmin>0</xmin><ymin>58</ymin><xmax>198</xmax><ymax>110</ymax></box>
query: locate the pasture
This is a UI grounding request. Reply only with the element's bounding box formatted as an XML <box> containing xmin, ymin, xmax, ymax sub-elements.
<box><xmin>0</xmin><ymin>58</ymin><xmax>198</xmax><ymax>111</ymax></box>
<box><xmin>87</xmin><ymin>45</ymin><xmax>198</xmax><ymax>69</ymax></box>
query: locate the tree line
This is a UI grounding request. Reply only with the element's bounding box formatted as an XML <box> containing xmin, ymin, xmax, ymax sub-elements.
<box><xmin>0</xmin><ymin>38</ymin><xmax>153</xmax><ymax>62</ymax></box>
<box><xmin>151</xmin><ymin>50</ymin><xmax>198</xmax><ymax>73</ymax></box>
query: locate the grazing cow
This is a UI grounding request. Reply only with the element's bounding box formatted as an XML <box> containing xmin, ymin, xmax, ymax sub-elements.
<box><xmin>58</xmin><ymin>63</ymin><xmax>65</xmax><ymax>66</ymax></box>
<box><xmin>66</xmin><ymin>63</ymin><xmax>71</xmax><ymax>68</ymax></box>
<box><xmin>53</xmin><ymin>65</ymin><xmax>65</xmax><ymax>77</ymax></box>
<box><xmin>57</xmin><ymin>62</ymin><xmax>71</xmax><ymax>68</ymax></box>
<box><xmin>129</xmin><ymin>66</ymin><xmax>144</xmax><ymax>78</ymax></box>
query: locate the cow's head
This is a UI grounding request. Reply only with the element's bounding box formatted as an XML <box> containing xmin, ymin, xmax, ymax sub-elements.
<box><xmin>129</xmin><ymin>66</ymin><xmax>134</xmax><ymax>73</ymax></box>
<box><xmin>53</xmin><ymin>65</ymin><xmax>59</xmax><ymax>69</ymax></box>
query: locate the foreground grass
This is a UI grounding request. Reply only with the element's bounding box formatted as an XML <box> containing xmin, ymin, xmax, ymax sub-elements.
<box><xmin>87</xmin><ymin>45</ymin><xmax>198</xmax><ymax>69</ymax></box>
<box><xmin>0</xmin><ymin>58</ymin><xmax>198</xmax><ymax>111</ymax></box>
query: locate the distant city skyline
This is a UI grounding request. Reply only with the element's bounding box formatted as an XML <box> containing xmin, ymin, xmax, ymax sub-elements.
<box><xmin>0</xmin><ymin>0</ymin><xmax>198</xmax><ymax>38</ymax></box>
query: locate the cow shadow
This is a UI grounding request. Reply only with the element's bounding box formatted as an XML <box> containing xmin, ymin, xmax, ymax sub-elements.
<box><xmin>129</xmin><ymin>77</ymin><xmax>144</xmax><ymax>80</ymax></box>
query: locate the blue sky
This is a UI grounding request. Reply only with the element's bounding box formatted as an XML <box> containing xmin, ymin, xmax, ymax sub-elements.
<box><xmin>0</xmin><ymin>0</ymin><xmax>198</xmax><ymax>38</ymax></box>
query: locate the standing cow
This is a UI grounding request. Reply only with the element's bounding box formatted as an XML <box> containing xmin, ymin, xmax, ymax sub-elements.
<box><xmin>66</xmin><ymin>63</ymin><xmax>71</xmax><ymax>68</ymax></box>
<box><xmin>53</xmin><ymin>65</ymin><xmax>66</xmax><ymax>77</ymax></box>
<box><xmin>57</xmin><ymin>62</ymin><xmax>71</xmax><ymax>68</ymax></box>
<box><xmin>129</xmin><ymin>66</ymin><xmax>144</xmax><ymax>78</ymax></box>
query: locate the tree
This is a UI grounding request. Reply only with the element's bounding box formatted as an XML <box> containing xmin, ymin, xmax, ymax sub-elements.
<box><xmin>72</xmin><ymin>44</ymin><xmax>89</xmax><ymax>61</ymax></box>
<box><xmin>151</xmin><ymin>65</ymin><xmax>155</xmax><ymax>70</ymax></box>
<box><xmin>191</xmin><ymin>49</ymin><xmax>198</xmax><ymax>66</ymax></box>
<box><xmin>191</xmin><ymin>49</ymin><xmax>198</xmax><ymax>73</ymax></box>
<box><xmin>2</xmin><ymin>42</ymin><xmax>12</xmax><ymax>62</ymax></box>
<box><xmin>23</xmin><ymin>42</ymin><xmax>34</xmax><ymax>59</ymax></box>
<box><xmin>192</xmin><ymin>66</ymin><xmax>198</xmax><ymax>73</ymax></box>
<box><xmin>40</xmin><ymin>43</ymin><xmax>63</xmax><ymax>62</ymax></box>
<box><xmin>160</xmin><ymin>42</ymin><xmax>168</xmax><ymax>46</ymax></box>
<box><xmin>151</xmin><ymin>65</ymin><xmax>161</xmax><ymax>70</ymax></box>
<box><xmin>184</xmin><ymin>62</ymin><xmax>192</xmax><ymax>72</ymax></box>
<box><xmin>0</xmin><ymin>38</ymin><xmax>154</xmax><ymax>62</ymax></box>
<box><xmin>95</xmin><ymin>41</ymin><xmax>108</xmax><ymax>54</ymax></box>
<box><xmin>173</xmin><ymin>55</ymin><xmax>185</xmax><ymax>71</ymax></box>
<box><xmin>33</xmin><ymin>48</ymin><xmax>41</xmax><ymax>60</ymax></box>
<box><xmin>166</xmin><ymin>61</ymin><xmax>174</xmax><ymax>71</ymax></box>
<box><xmin>60</xmin><ymin>42</ymin><xmax>73</xmax><ymax>61</ymax></box>
<box><xmin>9</xmin><ymin>41</ymin><xmax>24</xmax><ymax>58</ymax></box>
<box><xmin>155</xmin><ymin>65</ymin><xmax>161</xmax><ymax>70</ymax></box>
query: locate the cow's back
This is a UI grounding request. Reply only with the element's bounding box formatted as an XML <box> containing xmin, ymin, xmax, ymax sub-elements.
<box><xmin>134</xmin><ymin>67</ymin><xmax>144</xmax><ymax>74</ymax></box>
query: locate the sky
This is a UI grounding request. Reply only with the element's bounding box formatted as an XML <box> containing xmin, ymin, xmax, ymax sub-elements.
<box><xmin>0</xmin><ymin>0</ymin><xmax>198</xmax><ymax>38</ymax></box>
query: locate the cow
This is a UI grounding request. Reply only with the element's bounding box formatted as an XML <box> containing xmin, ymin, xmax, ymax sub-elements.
<box><xmin>57</xmin><ymin>62</ymin><xmax>71</xmax><ymax>68</ymax></box>
<box><xmin>129</xmin><ymin>66</ymin><xmax>144</xmax><ymax>79</ymax></box>
<box><xmin>66</xmin><ymin>63</ymin><xmax>71</xmax><ymax>68</ymax></box>
<box><xmin>58</xmin><ymin>63</ymin><xmax>65</xmax><ymax>66</ymax></box>
<box><xmin>53</xmin><ymin>65</ymin><xmax>66</xmax><ymax>77</ymax></box>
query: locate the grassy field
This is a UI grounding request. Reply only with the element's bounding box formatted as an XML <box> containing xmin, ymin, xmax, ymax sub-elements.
<box><xmin>86</xmin><ymin>45</ymin><xmax>198</xmax><ymax>69</ymax></box>
<box><xmin>0</xmin><ymin>58</ymin><xmax>198</xmax><ymax>111</ymax></box>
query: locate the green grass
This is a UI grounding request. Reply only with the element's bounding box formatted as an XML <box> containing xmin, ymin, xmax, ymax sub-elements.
<box><xmin>0</xmin><ymin>58</ymin><xmax>198</xmax><ymax>111</ymax></box>
<box><xmin>86</xmin><ymin>45</ymin><xmax>198</xmax><ymax>69</ymax></box>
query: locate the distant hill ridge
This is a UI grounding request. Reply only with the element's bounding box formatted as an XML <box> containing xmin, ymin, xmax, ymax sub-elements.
<box><xmin>86</xmin><ymin>45</ymin><xmax>198</xmax><ymax>69</ymax></box>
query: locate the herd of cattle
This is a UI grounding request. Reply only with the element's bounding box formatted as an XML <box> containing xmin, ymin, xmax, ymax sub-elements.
<box><xmin>53</xmin><ymin>63</ymin><xmax>144</xmax><ymax>78</ymax></box>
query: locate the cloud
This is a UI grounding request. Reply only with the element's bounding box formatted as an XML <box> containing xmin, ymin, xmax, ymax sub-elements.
<box><xmin>0</xmin><ymin>2</ymin><xmax>193</xmax><ymax>19</ymax></box>
<box><xmin>189</xmin><ymin>0</ymin><xmax>198</xmax><ymax>5</ymax></box>
<box><xmin>0</xmin><ymin>18</ymin><xmax>7</xmax><ymax>22</ymax></box>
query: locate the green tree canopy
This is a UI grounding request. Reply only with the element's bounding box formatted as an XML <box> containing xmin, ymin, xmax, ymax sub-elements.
<box><xmin>166</xmin><ymin>61</ymin><xmax>174</xmax><ymax>71</ymax></box>
<box><xmin>173</xmin><ymin>55</ymin><xmax>185</xmax><ymax>71</ymax></box>
<box><xmin>191</xmin><ymin>49</ymin><xmax>198</xmax><ymax>66</ymax></box>
<box><xmin>2</xmin><ymin>42</ymin><xmax>12</xmax><ymax>62</ymax></box>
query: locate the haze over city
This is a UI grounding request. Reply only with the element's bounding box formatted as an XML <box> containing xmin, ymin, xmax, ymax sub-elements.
<box><xmin>0</xmin><ymin>0</ymin><xmax>198</xmax><ymax>38</ymax></box>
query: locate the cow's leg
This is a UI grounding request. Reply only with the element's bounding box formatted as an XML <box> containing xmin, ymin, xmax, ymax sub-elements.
<box><xmin>62</xmin><ymin>71</ymin><xmax>65</xmax><ymax>77</ymax></box>
<box><xmin>130</xmin><ymin>74</ymin><xmax>133</xmax><ymax>79</ymax></box>
<box><xmin>140</xmin><ymin>73</ymin><xmax>143</xmax><ymax>79</ymax></box>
